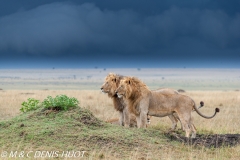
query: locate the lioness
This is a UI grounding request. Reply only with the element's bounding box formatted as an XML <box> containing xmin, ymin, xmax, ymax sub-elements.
<box><xmin>101</xmin><ymin>73</ymin><xmax>182</xmax><ymax>129</ymax></box>
<box><xmin>115</xmin><ymin>77</ymin><xmax>220</xmax><ymax>138</ymax></box>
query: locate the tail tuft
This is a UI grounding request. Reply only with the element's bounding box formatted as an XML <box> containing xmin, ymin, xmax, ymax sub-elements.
<box><xmin>200</xmin><ymin>101</ymin><xmax>204</xmax><ymax>106</ymax></box>
<box><xmin>215</xmin><ymin>108</ymin><xmax>220</xmax><ymax>112</ymax></box>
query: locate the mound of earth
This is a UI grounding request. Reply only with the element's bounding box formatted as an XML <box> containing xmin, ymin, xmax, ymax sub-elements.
<box><xmin>166</xmin><ymin>133</ymin><xmax>240</xmax><ymax>148</ymax></box>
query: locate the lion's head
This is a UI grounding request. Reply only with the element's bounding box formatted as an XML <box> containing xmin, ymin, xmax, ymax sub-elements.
<box><xmin>101</xmin><ymin>73</ymin><xmax>123</xmax><ymax>97</ymax></box>
<box><xmin>115</xmin><ymin>77</ymin><xmax>132</xmax><ymax>98</ymax></box>
<box><xmin>116</xmin><ymin>77</ymin><xmax>149</xmax><ymax>99</ymax></box>
<box><xmin>116</xmin><ymin>77</ymin><xmax>149</xmax><ymax>115</ymax></box>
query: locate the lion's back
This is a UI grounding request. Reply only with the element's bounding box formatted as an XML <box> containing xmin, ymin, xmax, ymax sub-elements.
<box><xmin>150</xmin><ymin>91</ymin><xmax>193</xmax><ymax>107</ymax></box>
<box><xmin>153</xmin><ymin>88</ymin><xmax>179</xmax><ymax>94</ymax></box>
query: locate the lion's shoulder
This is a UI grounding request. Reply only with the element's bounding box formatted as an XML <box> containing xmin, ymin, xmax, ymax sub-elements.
<box><xmin>153</xmin><ymin>88</ymin><xmax>179</xmax><ymax>94</ymax></box>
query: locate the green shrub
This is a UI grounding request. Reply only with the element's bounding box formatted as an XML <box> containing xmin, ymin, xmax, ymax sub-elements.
<box><xmin>42</xmin><ymin>95</ymin><xmax>79</xmax><ymax>110</ymax></box>
<box><xmin>20</xmin><ymin>95</ymin><xmax>79</xmax><ymax>113</ymax></box>
<box><xmin>20</xmin><ymin>98</ymin><xmax>40</xmax><ymax>113</ymax></box>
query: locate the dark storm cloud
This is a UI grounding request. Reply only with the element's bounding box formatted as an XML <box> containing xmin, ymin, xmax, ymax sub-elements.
<box><xmin>0</xmin><ymin>0</ymin><xmax>239</xmax><ymax>65</ymax></box>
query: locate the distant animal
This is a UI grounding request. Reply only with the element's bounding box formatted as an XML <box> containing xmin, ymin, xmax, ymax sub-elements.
<box><xmin>115</xmin><ymin>76</ymin><xmax>219</xmax><ymax>138</ymax></box>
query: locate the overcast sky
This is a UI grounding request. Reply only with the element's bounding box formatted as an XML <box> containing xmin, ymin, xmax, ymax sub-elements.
<box><xmin>0</xmin><ymin>0</ymin><xmax>239</xmax><ymax>68</ymax></box>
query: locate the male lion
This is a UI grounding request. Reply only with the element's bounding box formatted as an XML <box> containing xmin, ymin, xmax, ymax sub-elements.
<box><xmin>115</xmin><ymin>77</ymin><xmax>220</xmax><ymax>138</ymax></box>
<box><xmin>101</xmin><ymin>73</ymin><xmax>182</xmax><ymax>129</ymax></box>
<box><xmin>101</xmin><ymin>73</ymin><xmax>131</xmax><ymax>127</ymax></box>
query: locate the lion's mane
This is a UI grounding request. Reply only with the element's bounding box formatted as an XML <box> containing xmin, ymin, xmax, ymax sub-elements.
<box><xmin>123</xmin><ymin>77</ymin><xmax>150</xmax><ymax>115</ymax></box>
<box><xmin>104</xmin><ymin>73</ymin><xmax>125</xmax><ymax>112</ymax></box>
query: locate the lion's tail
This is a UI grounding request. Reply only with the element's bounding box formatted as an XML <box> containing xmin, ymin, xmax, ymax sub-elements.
<box><xmin>193</xmin><ymin>101</ymin><xmax>220</xmax><ymax>119</ymax></box>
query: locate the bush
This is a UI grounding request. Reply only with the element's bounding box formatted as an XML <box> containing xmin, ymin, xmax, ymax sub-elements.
<box><xmin>20</xmin><ymin>98</ymin><xmax>40</xmax><ymax>113</ymax></box>
<box><xmin>42</xmin><ymin>95</ymin><xmax>79</xmax><ymax>111</ymax></box>
<box><xmin>20</xmin><ymin>95</ymin><xmax>79</xmax><ymax>113</ymax></box>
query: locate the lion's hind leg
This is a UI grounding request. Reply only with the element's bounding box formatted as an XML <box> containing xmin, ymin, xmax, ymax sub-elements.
<box><xmin>183</xmin><ymin>123</ymin><xmax>192</xmax><ymax>138</ymax></box>
<box><xmin>190</xmin><ymin>123</ymin><xmax>197</xmax><ymax>138</ymax></box>
<box><xmin>173</xmin><ymin>112</ymin><xmax>184</xmax><ymax>131</ymax></box>
<box><xmin>168</xmin><ymin>114</ymin><xmax>178</xmax><ymax>132</ymax></box>
<box><xmin>177</xmin><ymin>112</ymin><xmax>193</xmax><ymax>138</ymax></box>
<box><xmin>190</xmin><ymin>117</ymin><xmax>197</xmax><ymax>138</ymax></box>
<box><xmin>183</xmin><ymin>122</ymin><xmax>196</xmax><ymax>138</ymax></box>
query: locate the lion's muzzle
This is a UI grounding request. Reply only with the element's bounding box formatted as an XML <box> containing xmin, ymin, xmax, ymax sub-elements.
<box><xmin>115</xmin><ymin>91</ymin><xmax>123</xmax><ymax>98</ymax></box>
<box><xmin>100</xmin><ymin>87</ymin><xmax>109</xmax><ymax>93</ymax></box>
<box><xmin>117</xmin><ymin>94</ymin><xmax>122</xmax><ymax>98</ymax></box>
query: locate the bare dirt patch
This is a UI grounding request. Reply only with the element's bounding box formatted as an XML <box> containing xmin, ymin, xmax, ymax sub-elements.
<box><xmin>166</xmin><ymin>133</ymin><xmax>240</xmax><ymax>148</ymax></box>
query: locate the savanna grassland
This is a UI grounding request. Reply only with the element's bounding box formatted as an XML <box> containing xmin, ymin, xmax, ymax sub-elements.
<box><xmin>0</xmin><ymin>68</ymin><xmax>240</xmax><ymax>160</ymax></box>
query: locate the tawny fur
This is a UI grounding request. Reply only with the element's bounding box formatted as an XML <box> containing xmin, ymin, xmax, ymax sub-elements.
<box><xmin>101</xmin><ymin>73</ymin><xmax>131</xmax><ymax>127</ymax></box>
<box><xmin>116</xmin><ymin>77</ymin><xmax>219</xmax><ymax>138</ymax></box>
<box><xmin>101</xmin><ymin>73</ymin><xmax>180</xmax><ymax>129</ymax></box>
<box><xmin>106</xmin><ymin>115</ymin><xmax>137</xmax><ymax>127</ymax></box>
<box><xmin>101</xmin><ymin>73</ymin><xmax>125</xmax><ymax>112</ymax></box>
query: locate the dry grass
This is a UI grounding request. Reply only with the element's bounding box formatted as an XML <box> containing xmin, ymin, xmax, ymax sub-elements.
<box><xmin>1</xmin><ymin>90</ymin><xmax>240</xmax><ymax>134</ymax></box>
